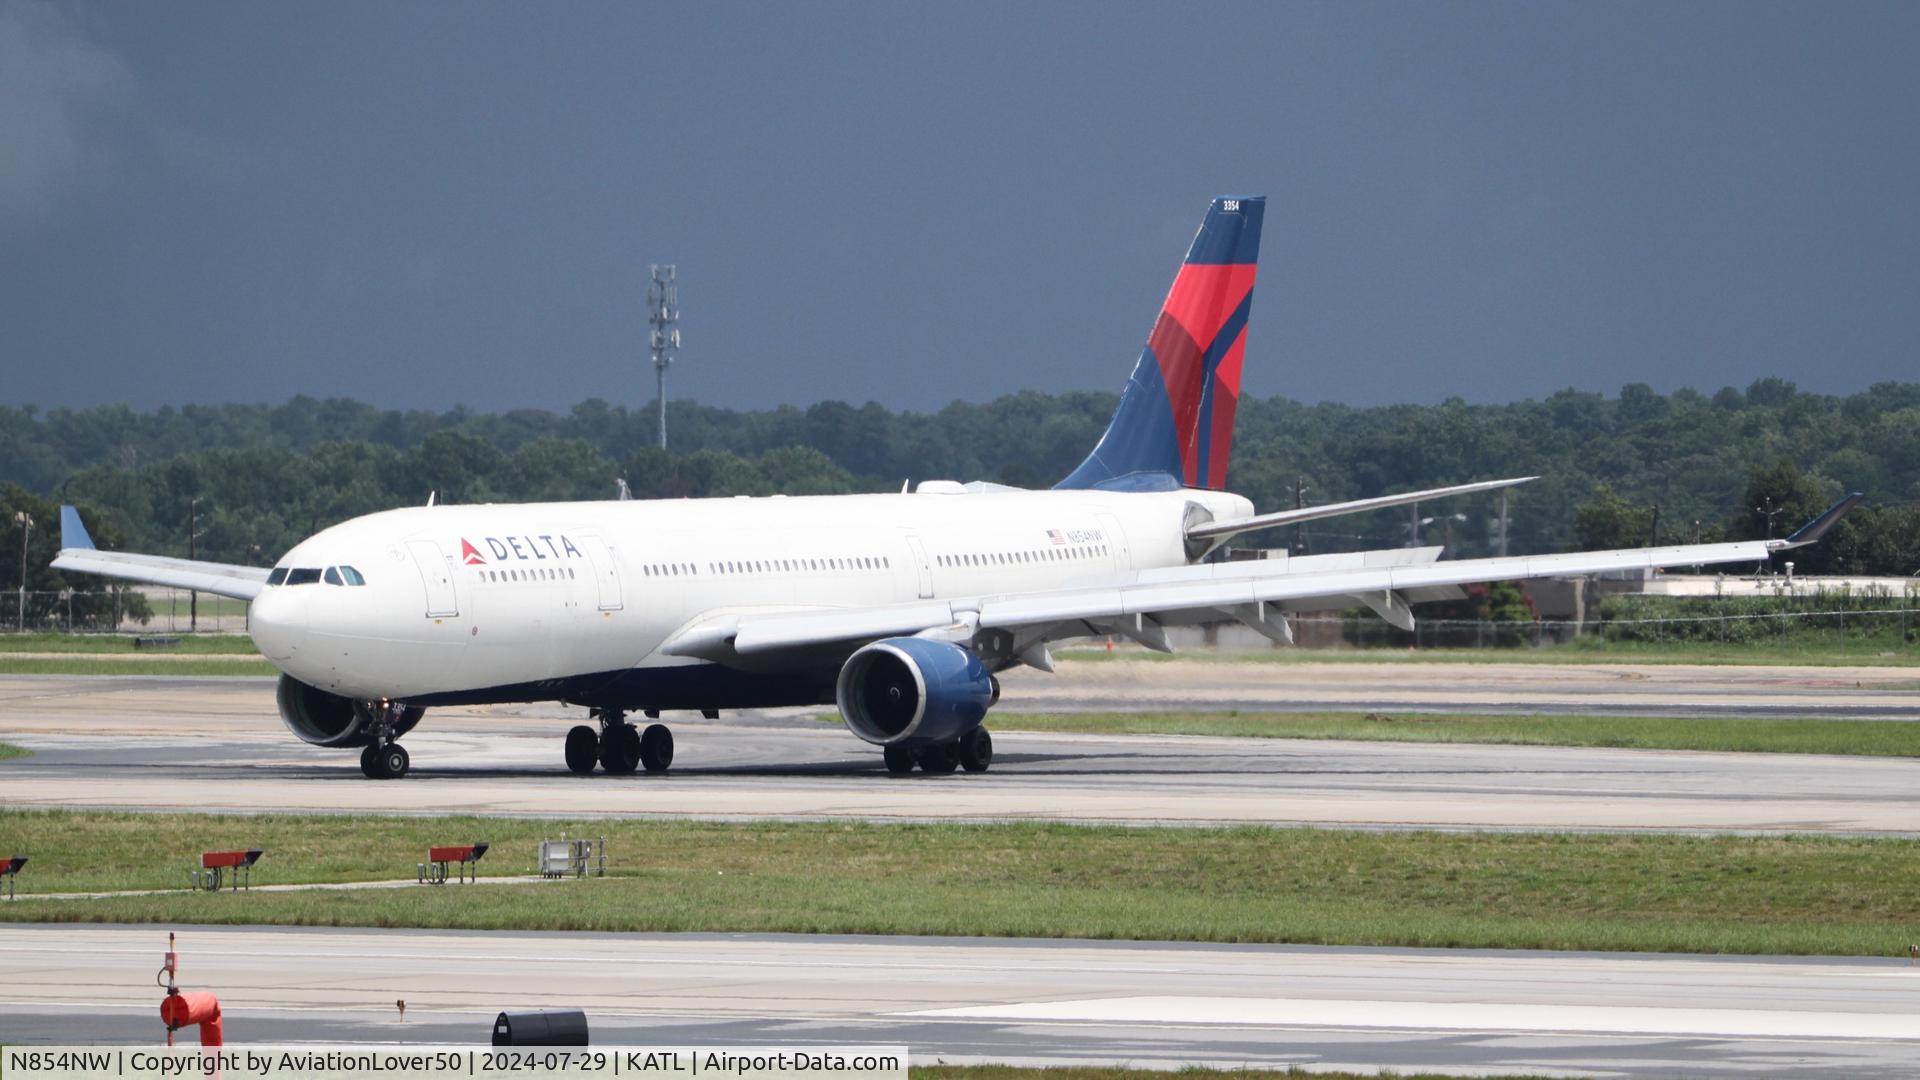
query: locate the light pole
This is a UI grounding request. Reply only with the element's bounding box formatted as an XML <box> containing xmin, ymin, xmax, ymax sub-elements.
<box><xmin>14</xmin><ymin>511</ymin><xmax>32</xmax><ymax>633</ymax></box>
<box><xmin>1416</xmin><ymin>512</ymin><xmax>1469</xmax><ymax>552</ymax></box>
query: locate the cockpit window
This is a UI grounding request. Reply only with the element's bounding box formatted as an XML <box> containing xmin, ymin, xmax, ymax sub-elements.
<box><xmin>285</xmin><ymin>568</ymin><xmax>322</xmax><ymax>586</ymax></box>
<box><xmin>267</xmin><ymin>567</ymin><xmax>289</xmax><ymax>586</ymax></box>
<box><xmin>323</xmin><ymin>567</ymin><xmax>343</xmax><ymax>586</ymax></box>
<box><xmin>340</xmin><ymin>566</ymin><xmax>366</xmax><ymax>586</ymax></box>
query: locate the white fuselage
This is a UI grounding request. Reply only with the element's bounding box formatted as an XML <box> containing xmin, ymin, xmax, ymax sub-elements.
<box><xmin>248</xmin><ymin>485</ymin><xmax>1252</xmax><ymax>708</ymax></box>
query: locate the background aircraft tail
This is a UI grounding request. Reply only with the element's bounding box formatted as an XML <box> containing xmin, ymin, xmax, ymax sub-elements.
<box><xmin>1056</xmin><ymin>196</ymin><xmax>1264</xmax><ymax>492</ymax></box>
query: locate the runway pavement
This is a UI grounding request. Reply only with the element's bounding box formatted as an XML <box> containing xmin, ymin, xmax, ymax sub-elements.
<box><xmin>5</xmin><ymin>667</ymin><xmax>1918</xmax><ymax>1077</ymax></box>
<box><xmin>3</xmin><ymin>924</ymin><xmax>1917</xmax><ymax>1077</ymax></box>
<box><xmin>1</xmin><ymin>670</ymin><xmax>1916</xmax><ymax>833</ymax></box>
<box><xmin>1010</xmin><ymin>656</ymin><xmax>1920</xmax><ymax>718</ymax></box>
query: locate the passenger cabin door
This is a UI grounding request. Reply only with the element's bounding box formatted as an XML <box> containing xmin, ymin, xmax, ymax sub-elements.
<box><xmin>405</xmin><ymin>540</ymin><xmax>460</xmax><ymax>618</ymax></box>
<box><xmin>577</xmin><ymin>534</ymin><xmax>624</xmax><ymax>611</ymax></box>
<box><xmin>903</xmin><ymin>532</ymin><xmax>934</xmax><ymax>599</ymax></box>
<box><xmin>1095</xmin><ymin>512</ymin><xmax>1131</xmax><ymax>573</ymax></box>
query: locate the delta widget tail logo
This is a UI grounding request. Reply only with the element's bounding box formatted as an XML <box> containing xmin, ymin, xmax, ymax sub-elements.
<box><xmin>460</xmin><ymin>539</ymin><xmax>487</xmax><ymax>566</ymax></box>
<box><xmin>1057</xmin><ymin>196</ymin><xmax>1264</xmax><ymax>492</ymax></box>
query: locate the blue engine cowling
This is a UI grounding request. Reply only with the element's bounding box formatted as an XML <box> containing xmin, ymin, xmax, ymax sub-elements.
<box><xmin>836</xmin><ymin>637</ymin><xmax>994</xmax><ymax>747</ymax></box>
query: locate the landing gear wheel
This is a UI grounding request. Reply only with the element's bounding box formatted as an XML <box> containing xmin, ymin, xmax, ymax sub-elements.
<box><xmin>882</xmin><ymin>745</ymin><xmax>917</xmax><ymax>774</ymax></box>
<box><xmin>565</xmin><ymin>725</ymin><xmax>600</xmax><ymax>774</ymax></box>
<box><xmin>359</xmin><ymin>744</ymin><xmax>381</xmax><ymax>779</ymax></box>
<box><xmin>600</xmin><ymin>723</ymin><xmax>640</xmax><ymax>774</ymax></box>
<box><xmin>958</xmin><ymin>727</ymin><xmax>993</xmax><ymax>772</ymax></box>
<box><xmin>380</xmin><ymin>743</ymin><xmax>410</xmax><ymax>779</ymax></box>
<box><xmin>639</xmin><ymin>724</ymin><xmax>674</xmax><ymax>773</ymax></box>
<box><xmin>916</xmin><ymin>742</ymin><xmax>959</xmax><ymax>774</ymax></box>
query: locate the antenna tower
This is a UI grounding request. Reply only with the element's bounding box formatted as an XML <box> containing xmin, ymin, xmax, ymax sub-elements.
<box><xmin>648</xmin><ymin>264</ymin><xmax>680</xmax><ymax>450</ymax></box>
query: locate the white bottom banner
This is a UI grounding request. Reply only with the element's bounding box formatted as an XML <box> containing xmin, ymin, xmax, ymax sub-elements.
<box><xmin>2</xmin><ymin>1047</ymin><xmax>908</xmax><ymax>1080</ymax></box>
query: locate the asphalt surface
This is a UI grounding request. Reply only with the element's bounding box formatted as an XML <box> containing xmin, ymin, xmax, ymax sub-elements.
<box><xmin>1003</xmin><ymin>656</ymin><xmax>1920</xmax><ymax>719</ymax></box>
<box><xmin>4</xmin><ymin>665</ymin><xmax>1919</xmax><ymax>1077</ymax></box>
<box><xmin>1</xmin><ymin>669</ymin><xmax>1917</xmax><ymax>833</ymax></box>
<box><xmin>3</xmin><ymin>925</ymin><xmax>1917</xmax><ymax>1077</ymax></box>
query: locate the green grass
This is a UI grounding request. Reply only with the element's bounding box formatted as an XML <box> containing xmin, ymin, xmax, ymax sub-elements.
<box><xmin>0</xmin><ymin>656</ymin><xmax>277</xmax><ymax>676</ymax></box>
<box><xmin>983</xmin><ymin>710</ymin><xmax>1920</xmax><ymax>757</ymax></box>
<box><xmin>0</xmin><ymin>742</ymin><xmax>26</xmax><ymax>760</ymax></box>
<box><xmin>0</xmin><ymin>632</ymin><xmax>260</xmax><ymax>654</ymax></box>
<box><xmin>1059</xmin><ymin>638</ymin><xmax>1920</xmax><ymax>666</ymax></box>
<box><xmin>3</xmin><ymin>811</ymin><xmax>1918</xmax><ymax>957</ymax></box>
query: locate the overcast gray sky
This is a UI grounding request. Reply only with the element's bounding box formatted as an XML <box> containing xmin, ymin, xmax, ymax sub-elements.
<box><xmin>2</xmin><ymin>1</ymin><xmax>1915</xmax><ymax>414</ymax></box>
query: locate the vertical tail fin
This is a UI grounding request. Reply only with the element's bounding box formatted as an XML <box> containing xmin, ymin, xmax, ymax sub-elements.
<box><xmin>1057</xmin><ymin>196</ymin><xmax>1264</xmax><ymax>491</ymax></box>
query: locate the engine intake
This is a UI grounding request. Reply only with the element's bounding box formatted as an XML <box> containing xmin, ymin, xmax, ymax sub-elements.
<box><xmin>836</xmin><ymin>637</ymin><xmax>993</xmax><ymax>747</ymax></box>
<box><xmin>275</xmin><ymin>675</ymin><xmax>421</xmax><ymax>748</ymax></box>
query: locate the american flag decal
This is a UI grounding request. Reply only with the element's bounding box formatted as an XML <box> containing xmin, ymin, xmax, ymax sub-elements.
<box><xmin>1047</xmin><ymin>529</ymin><xmax>1066</xmax><ymax>546</ymax></box>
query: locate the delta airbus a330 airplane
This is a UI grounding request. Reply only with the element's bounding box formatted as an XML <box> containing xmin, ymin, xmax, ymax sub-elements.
<box><xmin>53</xmin><ymin>197</ymin><xmax>1859</xmax><ymax>780</ymax></box>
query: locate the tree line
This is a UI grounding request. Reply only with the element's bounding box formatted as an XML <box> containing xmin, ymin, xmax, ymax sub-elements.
<box><xmin>3</xmin><ymin>377</ymin><xmax>1918</xmax><ymax>595</ymax></box>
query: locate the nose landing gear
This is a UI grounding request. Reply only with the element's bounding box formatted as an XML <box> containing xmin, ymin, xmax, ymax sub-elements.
<box><xmin>357</xmin><ymin>701</ymin><xmax>417</xmax><ymax>779</ymax></box>
<box><xmin>360</xmin><ymin>742</ymin><xmax>410</xmax><ymax>780</ymax></box>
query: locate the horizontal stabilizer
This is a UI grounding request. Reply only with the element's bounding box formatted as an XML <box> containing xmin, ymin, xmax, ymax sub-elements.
<box><xmin>1187</xmin><ymin>476</ymin><xmax>1536</xmax><ymax>542</ymax></box>
<box><xmin>60</xmin><ymin>506</ymin><xmax>95</xmax><ymax>551</ymax></box>
<box><xmin>1772</xmin><ymin>493</ymin><xmax>1864</xmax><ymax>550</ymax></box>
<box><xmin>52</xmin><ymin>548</ymin><xmax>269</xmax><ymax>602</ymax></box>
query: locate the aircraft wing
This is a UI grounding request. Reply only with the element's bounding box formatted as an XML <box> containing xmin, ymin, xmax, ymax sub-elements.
<box><xmin>665</xmin><ymin>493</ymin><xmax>1862</xmax><ymax>664</ymax></box>
<box><xmin>48</xmin><ymin>505</ymin><xmax>268</xmax><ymax>602</ymax></box>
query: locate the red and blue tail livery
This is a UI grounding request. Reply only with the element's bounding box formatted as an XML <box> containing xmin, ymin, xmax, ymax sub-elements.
<box><xmin>1058</xmin><ymin>196</ymin><xmax>1264</xmax><ymax>492</ymax></box>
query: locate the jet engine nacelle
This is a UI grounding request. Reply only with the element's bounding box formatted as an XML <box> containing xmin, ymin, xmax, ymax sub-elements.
<box><xmin>274</xmin><ymin>674</ymin><xmax>422</xmax><ymax>748</ymax></box>
<box><xmin>836</xmin><ymin>637</ymin><xmax>994</xmax><ymax>747</ymax></box>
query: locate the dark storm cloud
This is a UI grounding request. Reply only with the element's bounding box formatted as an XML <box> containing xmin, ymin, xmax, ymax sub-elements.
<box><xmin>1</xmin><ymin>1</ymin><xmax>1915</xmax><ymax>412</ymax></box>
<box><xmin>0</xmin><ymin>0</ymin><xmax>132</xmax><ymax>229</ymax></box>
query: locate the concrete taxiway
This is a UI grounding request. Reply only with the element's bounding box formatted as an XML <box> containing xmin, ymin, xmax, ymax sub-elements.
<box><xmin>2</xmin><ymin>924</ymin><xmax>1917</xmax><ymax>1077</ymax></box>
<box><xmin>1011</xmin><ymin>656</ymin><xmax>1920</xmax><ymax>718</ymax></box>
<box><xmin>0</xmin><ymin>670</ymin><xmax>1916</xmax><ymax>833</ymax></box>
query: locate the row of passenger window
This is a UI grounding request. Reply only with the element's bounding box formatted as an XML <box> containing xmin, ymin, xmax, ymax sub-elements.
<box><xmin>708</xmin><ymin>555</ymin><xmax>890</xmax><ymax>576</ymax></box>
<box><xmin>937</xmin><ymin>545</ymin><xmax>1105</xmax><ymax>569</ymax></box>
<box><xmin>268</xmin><ymin>566</ymin><xmax>366</xmax><ymax>587</ymax></box>
<box><xmin>482</xmin><ymin>567</ymin><xmax>575</xmax><ymax>583</ymax></box>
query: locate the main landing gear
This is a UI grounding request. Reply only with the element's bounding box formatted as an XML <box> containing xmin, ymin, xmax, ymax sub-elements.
<box><xmin>357</xmin><ymin>702</ymin><xmax>420</xmax><ymax>779</ymax></box>
<box><xmin>566</xmin><ymin>710</ymin><xmax>674</xmax><ymax>776</ymax></box>
<box><xmin>885</xmin><ymin>726</ymin><xmax>992</xmax><ymax>775</ymax></box>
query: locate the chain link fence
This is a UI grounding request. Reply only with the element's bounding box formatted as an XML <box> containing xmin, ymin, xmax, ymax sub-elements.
<box><xmin>1279</xmin><ymin>606</ymin><xmax>1920</xmax><ymax>651</ymax></box>
<box><xmin>1</xmin><ymin>588</ymin><xmax>247</xmax><ymax>634</ymax></box>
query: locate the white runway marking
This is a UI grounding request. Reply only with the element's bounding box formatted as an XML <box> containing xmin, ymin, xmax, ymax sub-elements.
<box><xmin>908</xmin><ymin>994</ymin><xmax>1920</xmax><ymax>1041</ymax></box>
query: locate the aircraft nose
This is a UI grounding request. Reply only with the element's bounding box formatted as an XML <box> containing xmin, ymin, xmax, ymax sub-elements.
<box><xmin>248</xmin><ymin>587</ymin><xmax>307</xmax><ymax>661</ymax></box>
